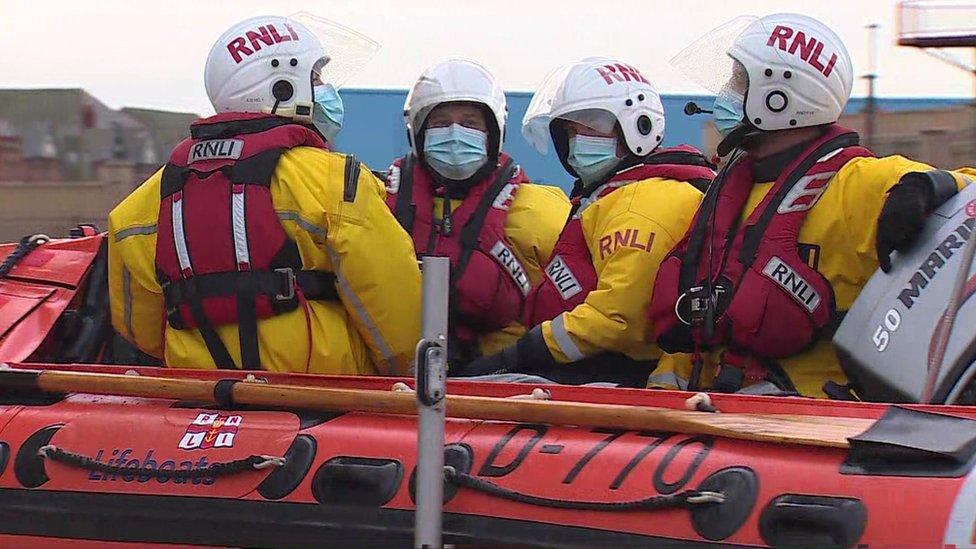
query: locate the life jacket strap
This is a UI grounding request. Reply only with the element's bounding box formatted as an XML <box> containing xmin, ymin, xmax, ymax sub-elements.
<box><xmin>163</xmin><ymin>269</ymin><xmax>338</xmax><ymax>326</ymax></box>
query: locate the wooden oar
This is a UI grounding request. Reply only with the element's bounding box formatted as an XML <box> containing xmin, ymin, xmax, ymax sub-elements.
<box><xmin>0</xmin><ymin>368</ymin><xmax>872</xmax><ymax>449</ymax></box>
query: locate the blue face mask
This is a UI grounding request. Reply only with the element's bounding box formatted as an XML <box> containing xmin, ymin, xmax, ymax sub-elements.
<box><xmin>312</xmin><ymin>83</ymin><xmax>344</xmax><ymax>142</ymax></box>
<box><xmin>713</xmin><ymin>87</ymin><xmax>745</xmax><ymax>138</ymax></box>
<box><xmin>423</xmin><ymin>123</ymin><xmax>489</xmax><ymax>181</ymax></box>
<box><xmin>567</xmin><ymin>135</ymin><xmax>620</xmax><ymax>184</ymax></box>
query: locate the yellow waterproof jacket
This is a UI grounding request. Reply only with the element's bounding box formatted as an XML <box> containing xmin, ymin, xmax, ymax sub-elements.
<box><xmin>418</xmin><ymin>184</ymin><xmax>570</xmax><ymax>356</ymax></box>
<box><xmin>655</xmin><ymin>157</ymin><xmax>975</xmax><ymax>397</ymax></box>
<box><xmin>109</xmin><ymin>147</ymin><xmax>421</xmax><ymax>375</ymax></box>
<box><xmin>539</xmin><ymin>178</ymin><xmax>704</xmax><ymax>363</ymax></box>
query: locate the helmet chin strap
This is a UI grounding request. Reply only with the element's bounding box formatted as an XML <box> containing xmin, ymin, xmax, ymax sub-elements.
<box><xmin>716</xmin><ymin>124</ymin><xmax>762</xmax><ymax>158</ymax></box>
<box><xmin>261</xmin><ymin>101</ymin><xmax>315</xmax><ymax>123</ymax></box>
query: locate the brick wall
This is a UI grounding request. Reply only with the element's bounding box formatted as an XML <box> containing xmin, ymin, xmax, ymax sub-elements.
<box><xmin>0</xmin><ymin>162</ymin><xmax>142</xmax><ymax>241</ymax></box>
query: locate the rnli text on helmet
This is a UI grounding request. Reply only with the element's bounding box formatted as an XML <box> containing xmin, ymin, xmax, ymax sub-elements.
<box><xmin>596</xmin><ymin>64</ymin><xmax>649</xmax><ymax>86</ymax></box>
<box><xmin>226</xmin><ymin>23</ymin><xmax>301</xmax><ymax>64</ymax></box>
<box><xmin>766</xmin><ymin>25</ymin><xmax>839</xmax><ymax>78</ymax></box>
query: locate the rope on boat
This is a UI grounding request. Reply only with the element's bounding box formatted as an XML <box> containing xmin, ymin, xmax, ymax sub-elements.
<box><xmin>506</xmin><ymin>388</ymin><xmax>551</xmax><ymax>400</ymax></box>
<box><xmin>685</xmin><ymin>392</ymin><xmax>718</xmax><ymax>413</ymax></box>
<box><xmin>443</xmin><ymin>466</ymin><xmax>725</xmax><ymax>511</ymax></box>
<box><xmin>37</xmin><ymin>444</ymin><xmax>285</xmax><ymax>480</ymax></box>
<box><xmin>0</xmin><ymin>234</ymin><xmax>49</xmax><ymax>279</ymax></box>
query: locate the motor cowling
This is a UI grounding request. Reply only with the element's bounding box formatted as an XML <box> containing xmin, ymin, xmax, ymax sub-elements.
<box><xmin>835</xmin><ymin>185</ymin><xmax>976</xmax><ymax>403</ymax></box>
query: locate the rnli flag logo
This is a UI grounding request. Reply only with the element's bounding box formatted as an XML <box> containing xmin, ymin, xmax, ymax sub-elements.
<box><xmin>178</xmin><ymin>413</ymin><xmax>243</xmax><ymax>450</ymax></box>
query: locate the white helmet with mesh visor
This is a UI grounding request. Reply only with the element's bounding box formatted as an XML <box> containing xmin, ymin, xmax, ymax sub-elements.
<box><xmin>522</xmin><ymin>57</ymin><xmax>666</xmax><ymax>176</ymax></box>
<box><xmin>671</xmin><ymin>13</ymin><xmax>852</xmax><ymax>140</ymax></box>
<box><xmin>204</xmin><ymin>12</ymin><xmax>379</xmax><ymax>125</ymax></box>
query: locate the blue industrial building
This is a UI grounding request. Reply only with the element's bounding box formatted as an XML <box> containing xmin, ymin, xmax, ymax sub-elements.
<box><xmin>335</xmin><ymin>88</ymin><xmax>968</xmax><ymax>191</ymax></box>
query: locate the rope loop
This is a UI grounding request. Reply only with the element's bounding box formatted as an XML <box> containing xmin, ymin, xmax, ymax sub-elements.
<box><xmin>443</xmin><ymin>466</ymin><xmax>724</xmax><ymax>511</ymax></box>
<box><xmin>37</xmin><ymin>444</ymin><xmax>285</xmax><ymax>481</ymax></box>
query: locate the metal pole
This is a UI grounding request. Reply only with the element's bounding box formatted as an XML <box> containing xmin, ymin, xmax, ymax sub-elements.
<box><xmin>863</xmin><ymin>23</ymin><xmax>880</xmax><ymax>149</ymax></box>
<box><xmin>414</xmin><ymin>257</ymin><xmax>449</xmax><ymax>548</ymax></box>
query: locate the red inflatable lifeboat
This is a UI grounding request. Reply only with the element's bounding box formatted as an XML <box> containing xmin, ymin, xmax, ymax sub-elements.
<box><xmin>0</xmin><ymin>232</ymin><xmax>973</xmax><ymax>547</ymax></box>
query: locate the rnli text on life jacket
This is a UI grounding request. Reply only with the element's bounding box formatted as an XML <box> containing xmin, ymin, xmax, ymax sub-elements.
<box><xmin>766</xmin><ymin>25</ymin><xmax>839</xmax><ymax>78</ymax></box>
<box><xmin>761</xmin><ymin>256</ymin><xmax>822</xmax><ymax>312</ymax></box>
<box><xmin>599</xmin><ymin>229</ymin><xmax>655</xmax><ymax>260</ymax></box>
<box><xmin>898</xmin><ymin>217</ymin><xmax>976</xmax><ymax>308</ymax></box>
<box><xmin>490</xmin><ymin>241</ymin><xmax>531</xmax><ymax>296</ymax></box>
<box><xmin>544</xmin><ymin>255</ymin><xmax>583</xmax><ymax>300</ymax></box>
<box><xmin>226</xmin><ymin>23</ymin><xmax>300</xmax><ymax>64</ymax></box>
<box><xmin>188</xmin><ymin>139</ymin><xmax>244</xmax><ymax>164</ymax></box>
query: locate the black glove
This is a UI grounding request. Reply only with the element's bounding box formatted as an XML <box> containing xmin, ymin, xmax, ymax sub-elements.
<box><xmin>876</xmin><ymin>171</ymin><xmax>958</xmax><ymax>273</ymax></box>
<box><xmin>451</xmin><ymin>326</ymin><xmax>557</xmax><ymax>378</ymax></box>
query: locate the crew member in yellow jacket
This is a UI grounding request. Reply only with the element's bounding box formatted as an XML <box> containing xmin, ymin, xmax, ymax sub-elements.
<box><xmin>386</xmin><ymin>58</ymin><xmax>569</xmax><ymax>365</ymax></box>
<box><xmin>108</xmin><ymin>14</ymin><xmax>420</xmax><ymax>375</ymax></box>
<box><xmin>648</xmin><ymin>13</ymin><xmax>975</xmax><ymax>397</ymax></box>
<box><xmin>457</xmin><ymin>57</ymin><xmax>715</xmax><ymax>387</ymax></box>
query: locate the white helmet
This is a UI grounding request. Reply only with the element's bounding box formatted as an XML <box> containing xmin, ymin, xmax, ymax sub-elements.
<box><xmin>522</xmin><ymin>57</ymin><xmax>665</xmax><ymax>174</ymax></box>
<box><xmin>672</xmin><ymin>13</ymin><xmax>852</xmax><ymax>132</ymax></box>
<box><xmin>403</xmin><ymin>58</ymin><xmax>507</xmax><ymax>158</ymax></box>
<box><xmin>204</xmin><ymin>13</ymin><xmax>379</xmax><ymax>121</ymax></box>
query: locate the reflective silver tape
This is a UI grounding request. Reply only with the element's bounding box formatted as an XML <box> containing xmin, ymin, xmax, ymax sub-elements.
<box><xmin>231</xmin><ymin>188</ymin><xmax>250</xmax><ymax>268</ymax></box>
<box><xmin>122</xmin><ymin>266</ymin><xmax>134</xmax><ymax>340</ymax></box>
<box><xmin>276</xmin><ymin>210</ymin><xmax>327</xmax><ymax>239</ymax></box>
<box><xmin>647</xmin><ymin>371</ymin><xmax>688</xmax><ymax>390</ymax></box>
<box><xmin>325</xmin><ymin>247</ymin><xmax>398</xmax><ymax>374</ymax></box>
<box><xmin>172</xmin><ymin>195</ymin><xmax>192</xmax><ymax>274</ymax></box>
<box><xmin>114</xmin><ymin>224</ymin><xmax>157</xmax><ymax>242</ymax></box>
<box><xmin>550</xmin><ymin>313</ymin><xmax>584</xmax><ymax>362</ymax></box>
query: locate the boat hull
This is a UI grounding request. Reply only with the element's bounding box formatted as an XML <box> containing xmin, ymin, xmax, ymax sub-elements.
<box><xmin>0</xmin><ymin>364</ymin><xmax>974</xmax><ymax>547</ymax></box>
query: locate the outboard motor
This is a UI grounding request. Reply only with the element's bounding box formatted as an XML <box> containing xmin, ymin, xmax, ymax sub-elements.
<box><xmin>836</xmin><ymin>185</ymin><xmax>976</xmax><ymax>404</ymax></box>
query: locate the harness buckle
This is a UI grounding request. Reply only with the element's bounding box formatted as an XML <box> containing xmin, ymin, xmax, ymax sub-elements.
<box><xmin>274</xmin><ymin>268</ymin><xmax>296</xmax><ymax>301</ymax></box>
<box><xmin>687</xmin><ymin>285</ymin><xmax>711</xmax><ymax>327</ymax></box>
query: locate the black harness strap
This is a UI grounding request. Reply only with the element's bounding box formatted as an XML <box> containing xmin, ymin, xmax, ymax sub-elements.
<box><xmin>190</xmin><ymin>116</ymin><xmax>299</xmax><ymax>140</ymax></box>
<box><xmin>163</xmin><ymin>270</ymin><xmax>337</xmax><ymax>307</ymax></box>
<box><xmin>642</xmin><ymin>149</ymin><xmax>716</xmax><ymax>169</ymax></box>
<box><xmin>445</xmin><ymin>158</ymin><xmax>517</xmax><ymax>365</ymax></box>
<box><xmin>392</xmin><ymin>155</ymin><xmax>417</xmax><ymax>233</ymax></box>
<box><xmin>343</xmin><ymin>155</ymin><xmax>361</xmax><ymax>203</ymax></box>
<box><xmin>636</xmin><ymin>150</ymin><xmax>715</xmax><ymax>194</ymax></box>
<box><xmin>227</xmin><ymin>149</ymin><xmax>284</xmax><ymax>186</ymax></box>
<box><xmin>737</xmin><ymin>132</ymin><xmax>860</xmax><ymax>268</ymax></box>
<box><xmin>160</xmin><ymin>164</ymin><xmax>190</xmax><ymax>200</ymax></box>
<box><xmin>452</xmin><ymin>158</ymin><xmax>516</xmax><ymax>288</ymax></box>
<box><xmin>677</xmin><ymin>150</ymin><xmax>747</xmax><ymax>294</ymax></box>
<box><xmin>162</xmin><ymin>150</ymin><xmax>285</xmax><ymax>199</ymax></box>
<box><xmin>181</xmin><ymin>279</ymin><xmax>238</xmax><ymax>370</ymax></box>
<box><xmin>237</xmin><ymin>276</ymin><xmax>261</xmax><ymax>370</ymax></box>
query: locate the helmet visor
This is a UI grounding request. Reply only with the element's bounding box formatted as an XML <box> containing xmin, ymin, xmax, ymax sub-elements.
<box><xmin>290</xmin><ymin>12</ymin><xmax>380</xmax><ymax>90</ymax></box>
<box><xmin>669</xmin><ymin>15</ymin><xmax>758</xmax><ymax>94</ymax></box>
<box><xmin>556</xmin><ymin>109</ymin><xmax>617</xmax><ymax>135</ymax></box>
<box><xmin>521</xmin><ymin>62</ymin><xmax>574</xmax><ymax>155</ymax></box>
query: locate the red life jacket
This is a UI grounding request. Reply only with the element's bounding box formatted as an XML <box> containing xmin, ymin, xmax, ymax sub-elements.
<box><xmin>387</xmin><ymin>153</ymin><xmax>528</xmax><ymax>351</ymax></box>
<box><xmin>649</xmin><ymin>125</ymin><xmax>874</xmax><ymax>367</ymax></box>
<box><xmin>524</xmin><ymin>146</ymin><xmax>716</xmax><ymax>328</ymax></box>
<box><xmin>155</xmin><ymin>113</ymin><xmax>344</xmax><ymax>370</ymax></box>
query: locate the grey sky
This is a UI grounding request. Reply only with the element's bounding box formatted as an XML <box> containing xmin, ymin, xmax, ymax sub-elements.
<box><xmin>3</xmin><ymin>0</ymin><xmax>975</xmax><ymax>115</ymax></box>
